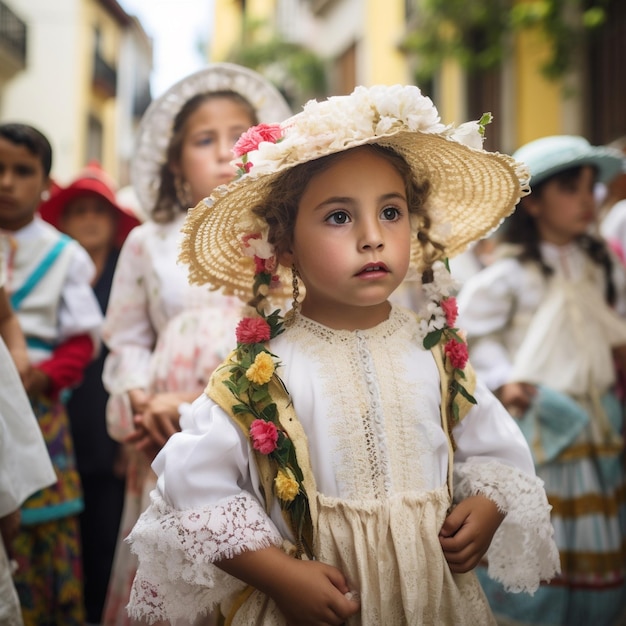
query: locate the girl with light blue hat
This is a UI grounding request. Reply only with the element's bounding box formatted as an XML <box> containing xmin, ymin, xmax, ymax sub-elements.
<box><xmin>458</xmin><ymin>135</ymin><xmax>626</xmax><ymax>626</ymax></box>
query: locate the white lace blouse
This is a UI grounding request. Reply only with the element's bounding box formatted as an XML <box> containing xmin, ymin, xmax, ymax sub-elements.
<box><xmin>127</xmin><ymin>305</ymin><xmax>559</xmax><ymax>624</ymax></box>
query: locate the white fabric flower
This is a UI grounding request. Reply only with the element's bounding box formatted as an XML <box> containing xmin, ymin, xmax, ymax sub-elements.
<box><xmin>241</xmin><ymin>231</ymin><xmax>274</xmax><ymax>259</ymax></box>
<box><xmin>445</xmin><ymin>121</ymin><xmax>485</xmax><ymax>150</ymax></box>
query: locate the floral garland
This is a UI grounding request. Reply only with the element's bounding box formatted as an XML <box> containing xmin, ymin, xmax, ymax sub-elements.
<box><xmin>225</xmin><ymin>233</ymin><xmax>314</xmax><ymax>557</ymax></box>
<box><xmin>418</xmin><ymin>260</ymin><xmax>477</xmax><ymax>421</ymax></box>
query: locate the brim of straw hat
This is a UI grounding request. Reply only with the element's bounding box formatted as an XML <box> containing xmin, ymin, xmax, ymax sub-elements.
<box><xmin>131</xmin><ymin>63</ymin><xmax>292</xmax><ymax>214</ymax></box>
<box><xmin>181</xmin><ymin>129</ymin><xmax>527</xmax><ymax>303</ymax></box>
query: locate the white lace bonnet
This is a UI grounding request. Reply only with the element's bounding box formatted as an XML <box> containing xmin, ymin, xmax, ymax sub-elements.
<box><xmin>131</xmin><ymin>63</ymin><xmax>292</xmax><ymax>215</ymax></box>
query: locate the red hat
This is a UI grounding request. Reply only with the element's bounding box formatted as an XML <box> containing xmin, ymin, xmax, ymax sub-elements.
<box><xmin>39</xmin><ymin>161</ymin><xmax>141</xmax><ymax>247</ymax></box>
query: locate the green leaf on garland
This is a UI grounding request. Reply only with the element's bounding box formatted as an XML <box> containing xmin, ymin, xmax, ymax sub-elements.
<box><xmin>423</xmin><ymin>328</ymin><xmax>443</xmax><ymax>350</ymax></box>
<box><xmin>457</xmin><ymin>384</ymin><xmax>477</xmax><ymax>405</ymax></box>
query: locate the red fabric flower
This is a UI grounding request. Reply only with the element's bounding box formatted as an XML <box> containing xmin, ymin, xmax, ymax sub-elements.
<box><xmin>250</xmin><ymin>419</ymin><xmax>279</xmax><ymax>454</ymax></box>
<box><xmin>444</xmin><ymin>338</ymin><xmax>469</xmax><ymax>370</ymax></box>
<box><xmin>233</xmin><ymin>123</ymin><xmax>283</xmax><ymax>157</ymax></box>
<box><xmin>441</xmin><ymin>297</ymin><xmax>458</xmax><ymax>327</ymax></box>
<box><xmin>236</xmin><ymin>317</ymin><xmax>271</xmax><ymax>344</ymax></box>
<box><xmin>253</xmin><ymin>254</ymin><xmax>278</xmax><ymax>275</ymax></box>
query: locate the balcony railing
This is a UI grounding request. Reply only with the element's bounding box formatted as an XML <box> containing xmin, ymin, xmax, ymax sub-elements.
<box><xmin>0</xmin><ymin>0</ymin><xmax>27</xmax><ymax>69</ymax></box>
<box><xmin>93</xmin><ymin>49</ymin><xmax>117</xmax><ymax>98</ymax></box>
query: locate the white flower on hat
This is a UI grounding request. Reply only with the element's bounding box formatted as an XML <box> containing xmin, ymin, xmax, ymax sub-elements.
<box><xmin>235</xmin><ymin>84</ymin><xmax>448</xmax><ymax>177</ymax></box>
<box><xmin>241</xmin><ymin>230</ymin><xmax>274</xmax><ymax>260</ymax></box>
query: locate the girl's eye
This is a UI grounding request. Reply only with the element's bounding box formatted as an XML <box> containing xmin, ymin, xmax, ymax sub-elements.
<box><xmin>197</xmin><ymin>137</ymin><xmax>214</xmax><ymax>146</ymax></box>
<box><xmin>326</xmin><ymin>211</ymin><xmax>350</xmax><ymax>225</ymax></box>
<box><xmin>381</xmin><ymin>207</ymin><xmax>401</xmax><ymax>221</ymax></box>
<box><xmin>15</xmin><ymin>165</ymin><xmax>36</xmax><ymax>177</ymax></box>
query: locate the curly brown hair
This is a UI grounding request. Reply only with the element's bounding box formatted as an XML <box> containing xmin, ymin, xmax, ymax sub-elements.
<box><xmin>151</xmin><ymin>90</ymin><xmax>258</xmax><ymax>223</ymax></box>
<box><xmin>252</xmin><ymin>144</ymin><xmax>442</xmax><ymax>281</ymax></box>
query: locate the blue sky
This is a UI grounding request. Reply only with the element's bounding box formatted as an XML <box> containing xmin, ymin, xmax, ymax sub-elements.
<box><xmin>118</xmin><ymin>0</ymin><xmax>214</xmax><ymax>97</ymax></box>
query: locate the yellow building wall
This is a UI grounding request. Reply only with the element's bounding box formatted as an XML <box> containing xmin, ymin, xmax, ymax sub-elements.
<box><xmin>514</xmin><ymin>26</ymin><xmax>562</xmax><ymax>147</ymax></box>
<box><xmin>82</xmin><ymin>0</ymin><xmax>124</xmax><ymax>180</ymax></box>
<box><xmin>211</xmin><ymin>0</ymin><xmax>244</xmax><ymax>61</ymax></box>
<box><xmin>211</xmin><ymin>0</ymin><xmax>277</xmax><ymax>61</ymax></box>
<box><xmin>438</xmin><ymin>61</ymin><xmax>466</xmax><ymax>126</ymax></box>
<box><xmin>364</xmin><ymin>0</ymin><xmax>407</xmax><ymax>85</ymax></box>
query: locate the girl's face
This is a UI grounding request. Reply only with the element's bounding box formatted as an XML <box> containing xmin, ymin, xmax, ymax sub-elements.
<box><xmin>0</xmin><ymin>137</ymin><xmax>49</xmax><ymax>231</ymax></box>
<box><xmin>61</xmin><ymin>194</ymin><xmax>117</xmax><ymax>256</ymax></box>
<box><xmin>281</xmin><ymin>147</ymin><xmax>412</xmax><ymax>330</ymax></box>
<box><xmin>526</xmin><ymin>165</ymin><xmax>597</xmax><ymax>245</ymax></box>
<box><xmin>172</xmin><ymin>97</ymin><xmax>254</xmax><ymax>205</ymax></box>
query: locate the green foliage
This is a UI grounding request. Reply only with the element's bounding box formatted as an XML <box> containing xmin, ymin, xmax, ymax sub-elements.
<box><xmin>402</xmin><ymin>0</ymin><xmax>609</xmax><ymax>81</ymax></box>
<box><xmin>227</xmin><ymin>19</ymin><xmax>327</xmax><ymax>109</ymax></box>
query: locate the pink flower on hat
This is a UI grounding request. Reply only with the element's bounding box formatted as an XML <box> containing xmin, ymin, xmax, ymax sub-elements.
<box><xmin>233</xmin><ymin>123</ymin><xmax>283</xmax><ymax>158</ymax></box>
<box><xmin>236</xmin><ymin>317</ymin><xmax>271</xmax><ymax>344</ymax></box>
<box><xmin>444</xmin><ymin>338</ymin><xmax>469</xmax><ymax>370</ymax></box>
<box><xmin>250</xmin><ymin>419</ymin><xmax>279</xmax><ymax>454</ymax></box>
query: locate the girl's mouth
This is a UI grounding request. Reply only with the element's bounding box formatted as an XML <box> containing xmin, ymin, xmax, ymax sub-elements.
<box><xmin>356</xmin><ymin>262</ymin><xmax>389</xmax><ymax>277</ymax></box>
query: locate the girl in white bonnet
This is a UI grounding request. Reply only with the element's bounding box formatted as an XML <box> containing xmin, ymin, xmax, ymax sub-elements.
<box><xmin>126</xmin><ymin>85</ymin><xmax>559</xmax><ymax>625</ymax></box>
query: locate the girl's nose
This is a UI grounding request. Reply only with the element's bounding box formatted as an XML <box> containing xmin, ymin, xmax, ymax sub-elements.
<box><xmin>218</xmin><ymin>135</ymin><xmax>234</xmax><ymax>162</ymax></box>
<box><xmin>359</xmin><ymin>219</ymin><xmax>384</xmax><ymax>250</ymax></box>
<box><xmin>0</xmin><ymin>170</ymin><xmax>14</xmax><ymax>188</ymax></box>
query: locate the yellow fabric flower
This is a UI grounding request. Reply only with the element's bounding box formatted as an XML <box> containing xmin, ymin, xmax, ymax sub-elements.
<box><xmin>245</xmin><ymin>351</ymin><xmax>275</xmax><ymax>385</ymax></box>
<box><xmin>275</xmin><ymin>468</ymin><xmax>300</xmax><ymax>502</ymax></box>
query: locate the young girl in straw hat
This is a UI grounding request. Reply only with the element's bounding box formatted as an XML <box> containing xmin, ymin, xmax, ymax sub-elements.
<box><xmin>99</xmin><ymin>64</ymin><xmax>291</xmax><ymax>625</ymax></box>
<box><xmin>126</xmin><ymin>85</ymin><xmax>559</xmax><ymax>625</ymax></box>
<box><xmin>458</xmin><ymin>135</ymin><xmax>626</xmax><ymax>625</ymax></box>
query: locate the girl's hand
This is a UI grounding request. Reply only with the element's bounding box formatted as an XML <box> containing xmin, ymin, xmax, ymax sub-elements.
<box><xmin>137</xmin><ymin>392</ymin><xmax>185</xmax><ymax>448</ymax></box>
<box><xmin>126</xmin><ymin>392</ymin><xmax>192</xmax><ymax>460</ymax></box>
<box><xmin>439</xmin><ymin>495</ymin><xmax>505</xmax><ymax>573</ymax></box>
<box><xmin>496</xmin><ymin>382</ymin><xmax>536</xmax><ymax>418</ymax></box>
<box><xmin>10</xmin><ymin>347</ymin><xmax>30</xmax><ymax>381</ymax></box>
<box><xmin>269</xmin><ymin>558</ymin><xmax>360</xmax><ymax>625</ymax></box>
<box><xmin>218</xmin><ymin>546</ymin><xmax>360</xmax><ymax>626</ymax></box>
<box><xmin>0</xmin><ymin>510</ymin><xmax>21</xmax><ymax>546</ymax></box>
<box><xmin>128</xmin><ymin>388</ymin><xmax>150</xmax><ymax>415</ymax></box>
<box><xmin>21</xmin><ymin>367</ymin><xmax>50</xmax><ymax>397</ymax></box>
<box><xmin>612</xmin><ymin>344</ymin><xmax>626</xmax><ymax>376</ymax></box>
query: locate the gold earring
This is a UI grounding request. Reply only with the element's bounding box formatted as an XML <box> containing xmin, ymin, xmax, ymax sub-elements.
<box><xmin>174</xmin><ymin>176</ymin><xmax>192</xmax><ymax>209</ymax></box>
<box><xmin>285</xmin><ymin>264</ymin><xmax>300</xmax><ymax>327</ymax></box>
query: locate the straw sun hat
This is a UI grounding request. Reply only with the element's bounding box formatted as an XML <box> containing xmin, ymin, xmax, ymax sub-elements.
<box><xmin>180</xmin><ymin>84</ymin><xmax>530</xmax><ymax>303</ymax></box>
<box><xmin>132</xmin><ymin>63</ymin><xmax>293</xmax><ymax>215</ymax></box>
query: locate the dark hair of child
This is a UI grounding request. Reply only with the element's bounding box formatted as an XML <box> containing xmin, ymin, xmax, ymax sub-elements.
<box><xmin>0</xmin><ymin>123</ymin><xmax>53</xmax><ymax>177</ymax></box>
<box><xmin>498</xmin><ymin>165</ymin><xmax>617</xmax><ymax>305</ymax></box>
<box><xmin>152</xmin><ymin>90</ymin><xmax>259</xmax><ymax>224</ymax></box>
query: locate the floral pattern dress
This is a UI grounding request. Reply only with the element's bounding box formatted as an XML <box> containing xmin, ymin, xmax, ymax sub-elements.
<box><xmin>100</xmin><ymin>213</ymin><xmax>243</xmax><ymax>626</ymax></box>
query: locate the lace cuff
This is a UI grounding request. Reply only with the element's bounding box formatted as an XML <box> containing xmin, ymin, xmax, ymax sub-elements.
<box><xmin>126</xmin><ymin>490</ymin><xmax>283</xmax><ymax>624</ymax></box>
<box><xmin>454</xmin><ymin>459</ymin><xmax>560</xmax><ymax>594</ymax></box>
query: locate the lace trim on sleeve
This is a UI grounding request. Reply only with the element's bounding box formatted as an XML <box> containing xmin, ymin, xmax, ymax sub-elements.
<box><xmin>126</xmin><ymin>490</ymin><xmax>283</xmax><ymax>624</ymax></box>
<box><xmin>454</xmin><ymin>459</ymin><xmax>560</xmax><ymax>594</ymax></box>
